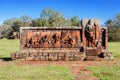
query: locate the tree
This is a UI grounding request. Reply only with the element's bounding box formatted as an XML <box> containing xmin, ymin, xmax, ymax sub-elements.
<box><xmin>106</xmin><ymin>14</ymin><xmax>120</xmax><ymax>41</ymax></box>
<box><xmin>3</xmin><ymin>18</ymin><xmax>18</xmax><ymax>26</ymax></box>
<box><xmin>3</xmin><ymin>16</ymin><xmax>32</xmax><ymax>27</ymax></box>
<box><xmin>13</xmin><ymin>20</ymin><xmax>23</xmax><ymax>31</ymax></box>
<box><xmin>21</xmin><ymin>15</ymin><xmax>32</xmax><ymax>22</ymax></box>
<box><xmin>31</xmin><ymin>19</ymin><xmax>39</xmax><ymax>27</ymax></box>
<box><xmin>70</xmin><ymin>16</ymin><xmax>81</xmax><ymax>27</ymax></box>
<box><xmin>64</xmin><ymin>19</ymin><xmax>72</xmax><ymax>26</ymax></box>
<box><xmin>114</xmin><ymin>14</ymin><xmax>120</xmax><ymax>27</ymax></box>
<box><xmin>31</xmin><ymin>19</ymin><xmax>49</xmax><ymax>27</ymax></box>
<box><xmin>41</xmin><ymin>19</ymin><xmax>50</xmax><ymax>26</ymax></box>
<box><xmin>40</xmin><ymin>8</ymin><xmax>65</xmax><ymax>27</ymax></box>
<box><xmin>21</xmin><ymin>15</ymin><xmax>32</xmax><ymax>26</ymax></box>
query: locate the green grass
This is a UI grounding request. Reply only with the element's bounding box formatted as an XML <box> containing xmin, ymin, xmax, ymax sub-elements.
<box><xmin>0</xmin><ymin>65</ymin><xmax>73</xmax><ymax>80</ymax></box>
<box><xmin>0</xmin><ymin>39</ymin><xmax>20</xmax><ymax>58</ymax></box>
<box><xmin>88</xmin><ymin>64</ymin><xmax>120</xmax><ymax>80</ymax></box>
<box><xmin>0</xmin><ymin>39</ymin><xmax>120</xmax><ymax>80</ymax></box>
<box><xmin>108</xmin><ymin>42</ymin><xmax>120</xmax><ymax>58</ymax></box>
<box><xmin>0</xmin><ymin>39</ymin><xmax>73</xmax><ymax>80</ymax></box>
<box><xmin>89</xmin><ymin>42</ymin><xmax>120</xmax><ymax>80</ymax></box>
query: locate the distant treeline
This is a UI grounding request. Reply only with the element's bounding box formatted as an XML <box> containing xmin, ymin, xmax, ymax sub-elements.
<box><xmin>0</xmin><ymin>8</ymin><xmax>120</xmax><ymax>41</ymax></box>
<box><xmin>105</xmin><ymin>14</ymin><xmax>120</xmax><ymax>42</ymax></box>
<box><xmin>0</xmin><ymin>8</ymin><xmax>81</xmax><ymax>39</ymax></box>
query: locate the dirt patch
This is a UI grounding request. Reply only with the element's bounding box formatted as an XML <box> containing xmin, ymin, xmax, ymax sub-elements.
<box><xmin>15</xmin><ymin>59</ymin><xmax>118</xmax><ymax>67</ymax></box>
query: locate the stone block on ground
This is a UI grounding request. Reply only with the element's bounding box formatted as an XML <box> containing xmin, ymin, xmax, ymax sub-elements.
<box><xmin>58</xmin><ymin>53</ymin><xmax>65</xmax><ymax>61</ymax></box>
<box><xmin>26</xmin><ymin>57</ymin><xmax>34</xmax><ymax>60</ymax></box>
<box><xmin>40</xmin><ymin>56</ymin><xmax>46</xmax><ymax>61</ymax></box>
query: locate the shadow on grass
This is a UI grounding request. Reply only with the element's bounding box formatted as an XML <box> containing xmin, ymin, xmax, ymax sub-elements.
<box><xmin>0</xmin><ymin>57</ymin><xmax>12</xmax><ymax>61</ymax></box>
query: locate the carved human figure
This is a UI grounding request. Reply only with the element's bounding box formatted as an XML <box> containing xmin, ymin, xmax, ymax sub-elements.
<box><xmin>85</xmin><ymin>19</ymin><xmax>95</xmax><ymax>47</ymax></box>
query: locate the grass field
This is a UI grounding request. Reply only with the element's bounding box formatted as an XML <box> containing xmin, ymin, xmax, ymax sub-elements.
<box><xmin>0</xmin><ymin>39</ymin><xmax>20</xmax><ymax>58</ymax></box>
<box><xmin>0</xmin><ymin>65</ymin><xmax>73</xmax><ymax>80</ymax></box>
<box><xmin>0</xmin><ymin>39</ymin><xmax>120</xmax><ymax>80</ymax></box>
<box><xmin>89</xmin><ymin>42</ymin><xmax>120</xmax><ymax>80</ymax></box>
<box><xmin>89</xmin><ymin>64</ymin><xmax>120</xmax><ymax>80</ymax></box>
<box><xmin>108</xmin><ymin>42</ymin><xmax>120</xmax><ymax>58</ymax></box>
<box><xmin>0</xmin><ymin>39</ymin><xmax>73</xmax><ymax>80</ymax></box>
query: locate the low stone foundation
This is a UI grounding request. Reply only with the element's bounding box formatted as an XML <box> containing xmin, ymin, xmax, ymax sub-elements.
<box><xmin>11</xmin><ymin>52</ymin><xmax>86</xmax><ymax>61</ymax></box>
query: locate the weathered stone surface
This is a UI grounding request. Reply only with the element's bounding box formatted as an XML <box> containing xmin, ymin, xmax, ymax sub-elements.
<box><xmin>40</xmin><ymin>56</ymin><xmax>46</xmax><ymax>61</ymax></box>
<box><xmin>42</xmin><ymin>52</ymin><xmax>48</xmax><ymax>56</ymax></box>
<box><xmin>58</xmin><ymin>53</ymin><xmax>65</xmax><ymax>61</ymax></box>
<box><xmin>26</xmin><ymin>57</ymin><xmax>34</xmax><ymax>61</ymax></box>
<box><xmin>11</xmin><ymin>19</ymin><xmax>111</xmax><ymax>61</ymax></box>
<box><xmin>48</xmin><ymin>53</ymin><xmax>57</xmax><ymax>61</ymax></box>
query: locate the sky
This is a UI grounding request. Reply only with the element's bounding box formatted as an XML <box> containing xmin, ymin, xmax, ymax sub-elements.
<box><xmin>0</xmin><ymin>0</ymin><xmax>120</xmax><ymax>25</ymax></box>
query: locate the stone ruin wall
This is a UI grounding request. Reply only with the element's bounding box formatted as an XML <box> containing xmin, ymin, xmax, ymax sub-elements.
<box><xmin>11</xmin><ymin>19</ymin><xmax>108</xmax><ymax>61</ymax></box>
